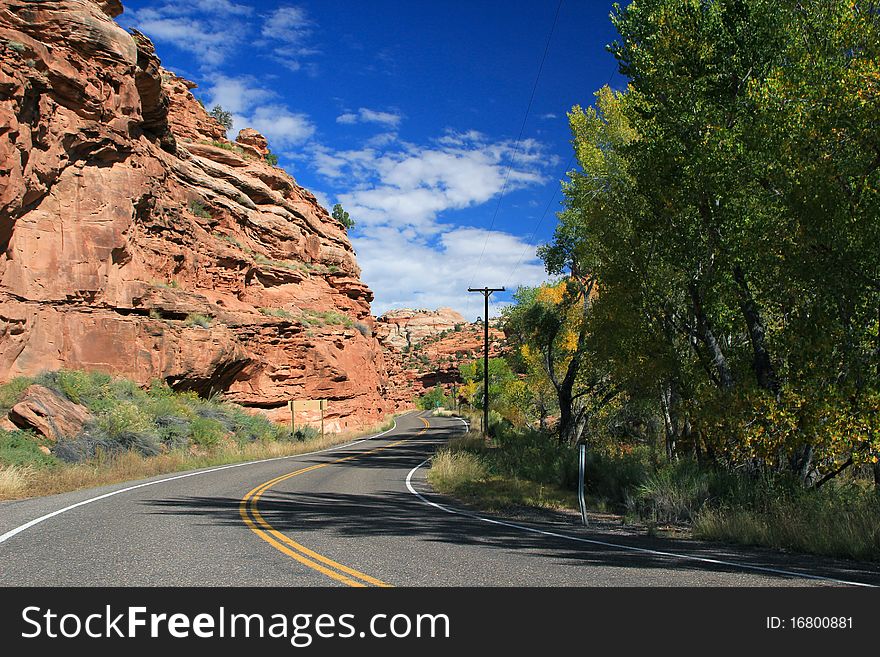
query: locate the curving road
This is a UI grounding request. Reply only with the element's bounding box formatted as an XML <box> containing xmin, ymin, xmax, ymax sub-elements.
<box><xmin>1</xmin><ymin>411</ymin><xmax>879</xmax><ymax>587</ymax></box>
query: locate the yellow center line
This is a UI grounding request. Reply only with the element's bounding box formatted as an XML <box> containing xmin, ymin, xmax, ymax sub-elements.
<box><xmin>240</xmin><ymin>414</ymin><xmax>432</xmax><ymax>587</ymax></box>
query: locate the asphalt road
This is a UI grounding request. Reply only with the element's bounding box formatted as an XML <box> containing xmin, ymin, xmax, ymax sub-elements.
<box><xmin>2</xmin><ymin>411</ymin><xmax>879</xmax><ymax>587</ymax></box>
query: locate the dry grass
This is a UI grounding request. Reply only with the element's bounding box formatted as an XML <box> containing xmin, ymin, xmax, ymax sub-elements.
<box><xmin>427</xmin><ymin>446</ymin><xmax>577</xmax><ymax>512</ymax></box>
<box><xmin>694</xmin><ymin>494</ymin><xmax>880</xmax><ymax>562</ymax></box>
<box><xmin>0</xmin><ymin>465</ymin><xmax>33</xmax><ymax>498</ymax></box>
<box><xmin>0</xmin><ymin>415</ymin><xmax>399</xmax><ymax>501</ymax></box>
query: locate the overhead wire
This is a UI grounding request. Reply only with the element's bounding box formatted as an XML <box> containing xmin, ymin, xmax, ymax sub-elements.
<box><xmin>466</xmin><ymin>0</ymin><xmax>565</xmax><ymax>295</ymax></box>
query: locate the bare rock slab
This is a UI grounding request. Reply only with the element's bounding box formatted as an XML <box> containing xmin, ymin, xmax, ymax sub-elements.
<box><xmin>8</xmin><ymin>385</ymin><xmax>93</xmax><ymax>441</ymax></box>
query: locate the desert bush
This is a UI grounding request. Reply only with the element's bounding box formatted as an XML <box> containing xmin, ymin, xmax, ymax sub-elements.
<box><xmin>184</xmin><ymin>314</ymin><xmax>213</xmax><ymax>328</ymax></box>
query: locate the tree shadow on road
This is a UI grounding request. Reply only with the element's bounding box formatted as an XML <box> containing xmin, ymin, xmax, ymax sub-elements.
<box><xmin>143</xmin><ymin>482</ymin><xmax>880</xmax><ymax>587</ymax></box>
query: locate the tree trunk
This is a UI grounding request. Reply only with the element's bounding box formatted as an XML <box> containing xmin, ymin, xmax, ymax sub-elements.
<box><xmin>689</xmin><ymin>282</ymin><xmax>734</xmax><ymax>390</ymax></box>
<box><xmin>790</xmin><ymin>443</ymin><xmax>814</xmax><ymax>485</ymax></box>
<box><xmin>661</xmin><ymin>382</ymin><xmax>679</xmax><ymax>460</ymax></box>
<box><xmin>733</xmin><ymin>265</ymin><xmax>779</xmax><ymax>395</ymax></box>
<box><xmin>873</xmin><ymin>459</ymin><xmax>880</xmax><ymax>494</ymax></box>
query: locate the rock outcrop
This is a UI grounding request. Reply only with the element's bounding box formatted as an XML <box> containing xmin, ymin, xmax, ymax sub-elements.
<box><xmin>374</xmin><ymin>307</ymin><xmax>467</xmax><ymax>350</ymax></box>
<box><xmin>0</xmin><ymin>0</ymin><xmax>396</xmax><ymax>431</ymax></box>
<box><xmin>376</xmin><ymin>309</ymin><xmax>505</xmax><ymax>406</ymax></box>
<box><xmin>9</xmin><ymin>385</ymin><xmax>93</xmax><ymax>441</ymax></box>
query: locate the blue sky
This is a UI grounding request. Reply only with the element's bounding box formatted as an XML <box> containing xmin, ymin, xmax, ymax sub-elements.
<box><xmin>118</xmin><ymin>0</ymin><xmax>621</xmax><ymax>320</ymax></box>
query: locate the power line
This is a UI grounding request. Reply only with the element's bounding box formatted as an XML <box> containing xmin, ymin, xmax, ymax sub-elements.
<box><xmin>466</xmin><ymin>0</ymin><xmax>565</xmax><ymax>291</ymax></box>
<box><xmin>503</xmin><ymin>66</ymin><xmax>620</xmax><ymax>294</ymax></box>
<box><xmin>504</xmin><ymin>152</ymin><xmax>574</xmax><ymax>292</ymax></box>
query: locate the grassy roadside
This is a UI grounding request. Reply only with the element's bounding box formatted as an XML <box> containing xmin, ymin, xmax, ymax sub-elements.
<box><xmin>426</xmin><ymin>411</ymin><xmax>880</xmax><ymax>562</ymax></box>
<box><xmin>0</xmin><ymin>370</ymin><xmax>399</xmax><ymax>501</ymax></box>
<box><xmin>427</xmin><ymin>411</ymin><xmax>579</xmax><ymax>513</ymax></box>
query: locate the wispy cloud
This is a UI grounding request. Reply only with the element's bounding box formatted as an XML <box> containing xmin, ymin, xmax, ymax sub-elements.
<box><xmin>313</xmin><ymin>129</ymin><xmax>554</xmax><ymax>317</ymax></box>
<box><xmin>352</xmin><ymin>225</ymin><xmax>547</xmax><ymax>320</ymax></box>
<box><xmin>322</xmin><ymin>130</ymin><xmax>549</xmax><ymax>232</ymax></box>
<box><xmin>336</xmin><ymin>107</ymin><xmax>402</xmax><ymax>127</ymax></box>
<box><xmin>260</xmin><ymin>5</ymin><xmax>320</xmax><ymax>72</ymax></box>
<box><xmin>201</xmin><ymin>75</ymin><xmax>314</xmax><ymax>151</ymax></box>
<box><xmin>123</xmin><ymin>1</ymin><xmax>320</xmax><ymax>73</ymax></box>
<box><xmin>121</xmin><ymin>1</ymin><xmax>253</xmax><ymax>69</ymax></box>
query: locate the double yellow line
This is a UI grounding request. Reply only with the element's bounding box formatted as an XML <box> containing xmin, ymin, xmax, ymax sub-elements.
<box><xmin>239</xmin><ymin>415</ymin><xmax>431</xmax><ymax>587</ymax></box>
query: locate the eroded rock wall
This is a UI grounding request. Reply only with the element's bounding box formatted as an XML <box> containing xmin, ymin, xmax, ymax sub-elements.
<box><xmin>0</xmin><ymin>0</ymin><xmax>397</xmax><ymax>430</ymax></box>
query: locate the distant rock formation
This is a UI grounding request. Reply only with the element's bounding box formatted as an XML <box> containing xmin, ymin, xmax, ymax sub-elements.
<box><xmin>375</xmin><ymin>308</ymin><xmax>505</xmax><ymax>406</ymax></box>
<box><xmin>0</xmin><ymin>0</ymin><xmax>396</xmax><ymax>430</ymax></box>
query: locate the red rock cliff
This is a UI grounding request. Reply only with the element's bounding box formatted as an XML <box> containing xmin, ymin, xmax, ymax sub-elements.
<box><xmin>0</xmin><ymin>0</ymin><xmax>397</xmax><ymax>430</ymax></box>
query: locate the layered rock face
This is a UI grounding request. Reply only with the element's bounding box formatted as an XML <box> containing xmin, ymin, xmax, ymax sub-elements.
<box><xmin>0</xmin><ymin>0</ymin><xmax>395</xmax><ymax>430</ymax></box>
<box><xmin>374</xmin><ymin>307</ymin><xmax>467</xmax><ymax>350</ymax></box>
<box><xmin>376</xmin><ymin>309</ymin><xmax>505</xmax><ymax>405</ymax></box>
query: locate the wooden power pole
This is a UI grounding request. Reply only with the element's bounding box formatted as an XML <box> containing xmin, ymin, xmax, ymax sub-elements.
<box><xmin>468</xmin><ymin>286</ymin><xmax>504</xmax><ymax>437</ymax></box>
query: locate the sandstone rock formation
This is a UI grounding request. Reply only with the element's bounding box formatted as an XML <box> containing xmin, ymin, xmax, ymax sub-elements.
<box><xmin>9</xmin><ymin>385</ymin><xmax>93</xmax><ymax>441</ymax></box>
<box><xmin>0</xmin><ymin>0</ymin><xmax>396</xmax><ymax>431</ymax></box>
<box><xmin>374</xmin><ymin>307</ymin><xmax>467</xmax><ymax>350</ymax></box>
<box><xmin>375</xmin><ymin>309</ymin><xmax>505</xmax><ymax>406</ymax></box>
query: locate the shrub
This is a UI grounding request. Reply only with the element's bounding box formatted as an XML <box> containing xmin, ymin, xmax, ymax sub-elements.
<box><xmin>0</xmin><ymin>376</ymin><xmax>35</xmax><ymax>414</ymax></box>
<box><xmin>4</xmin><ymin>40</ymin><xmax>26</xmax><ymax>54</ymax></box>
<box><xmin>429</xmin><ymin>450</ymin><xmax>487</xmax><ymax>489</ymax></box>
<box><xmin>189</xmin><ymin>417</ymin><xmax>226</xmax><ymax>447</ymax></box>
<box><xmin>291</xmin><ymin>425</ymin><xmax>319</xmax><ymax>442</ymax></box>
<box><xmin>0</xmin><ymin>430</ymin><xmax>57</xmax><ymax>468</ymax></box>
<box><xmin>259</xmin><ymin>307</ymin><xmax>294</xmax><ymax>320</ymax></box>
<box><xmin>229</xmin><ymin>408</ymin><xmax>283</xmax><ymax>443</ymax></box>
<box><xmin>265</xmin><ymin>150</ymin><xmax>279</xmax><ymax>166</ymax></box>
<box><xmin>188</xmin><ymin>199</ymin><xmax>211</xmax><ymax>219</ymax></box>
<box><xmin>299</xmin><ymin>309</ymin><xmax>354</xmax><ymax>328</ymax></box>
<box><xmin>184</xmin><ymin>314</ymin><xmax>212</xmax><ymax>328</ymax></box>
<box><xmin>629</xmin><ymin>460</ymin><xmax>711</xmax><ymax>523</ymax></box>
<box><xmin>35</xmin><ymin>370</ymin><xmax>114</xmax><ymax>411</ymax></box>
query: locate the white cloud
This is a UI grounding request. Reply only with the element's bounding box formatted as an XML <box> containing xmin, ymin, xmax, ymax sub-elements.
<box><xmin>320</xmin><ymin>130</ymin><xmax>548</xmax><ymax>232</ymax></box>
<box><xmin>204</xmin><ymin>75</ymin><xmax>273</xmax><ymax>114</ymax></box>
<box><xmin>336</xmin><ymin>107</ymin><xmax>402</xmax><ymax>127</ymax></box>
<box><xmin>541</xmin><ymin>112</ymin><xmax>558</xmax><ymax>120</ymax></box>
<box><xmin>249</xmin><ymin>105</ymin><xmax>315</xmax><ymax>149</ymax></box>
<box><xmin>202</xmin><ymin>76</ymin><xmax>314</xmax><ymax>151</ymax></box>
<box><xmin>352</xmin><ymin>225</ymin><xmax>548</xmax><ymax>320</ymax></box>
<box><xmin>122</xmin><ymin>1</ymin><xmax>253</xmax><ymax>69</ymax></box>
<box><xmin>261</xmin><ymin>5</ymin><xmax>319</xmax><ymax>72</ymax></box>
<box><xmin>123</xmin><ymin>2</ymin><xmax>320</xmax><ymax>73</ymax></box>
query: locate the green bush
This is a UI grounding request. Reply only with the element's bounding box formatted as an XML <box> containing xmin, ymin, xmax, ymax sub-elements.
<box><xmin>259</xmin><ymin>307</ymin><xmax>294</xmax><ymax>320</ymax></box>
<box><xmin>189</xmin><ymin>417</ymin><xmax>226</xmax><ymax>447</ymax></box>
<box><xmin>0</xmin><ymin>377</ymin><xmax>34</xmax><ymax>414</ymax></box>
<box><xmin>265</xmin><ymin>150</ymin><xmax>279</xmax><ymax>166</ymax></box>
<box><xmin>184</xmin><ymin>314</ymin><xmax>213</xmax><ymax>328</ymax></box>
<box><xmin>0</xmin><ymin>430</ymin><xmax>57</xmax><ymax>468</ymax></box>
<box><xmin>629</xmin><ymin>460</ymin><xmax>712</xmax><ymax>523</ymax></box>
<box><xmin>188</xmin><ymin>199</ymin><xmax>212</xmax><ymax>219</ymax></box>
<box><xmin>291</xmin><ymin>425</ymin><xmax>319</xmax><ymax>442</ymax></box>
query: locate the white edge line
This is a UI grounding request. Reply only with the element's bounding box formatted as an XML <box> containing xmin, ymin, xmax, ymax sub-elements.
<box><xmin>0</xmin><ymin>415</ymin><xmax>403</xmax><ymax>545</ymax></box>
<box><xmin>405</xmin><ymin>418</ymin><xmax>875</xmax><ymax>589</ymax></box>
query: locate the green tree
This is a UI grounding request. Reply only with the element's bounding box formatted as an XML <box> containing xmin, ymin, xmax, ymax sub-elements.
<box><xmin>417</xmin><ymin>385</ymin><xmax>449</xmax><ymax>410</ymax></box>
<box><xmin>208</xmin><ymin>105</ymin><xmax>233</xmax><ymax>131</ymax></box>
<box><xmin>540</xmin><ymin>0</ymin><xmax>880</xmax><ymax>484</ymax></box>
<box><xmin>332</xmin><ymin>203</ymin><xmax>355</xmax><ymax>230</ymax></box>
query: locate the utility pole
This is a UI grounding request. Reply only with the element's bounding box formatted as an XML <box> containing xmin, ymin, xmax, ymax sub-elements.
<box><xmin>468</xmin><ymin>286</ymin><xmax>504</xmax><ymax>437</ymax></box>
